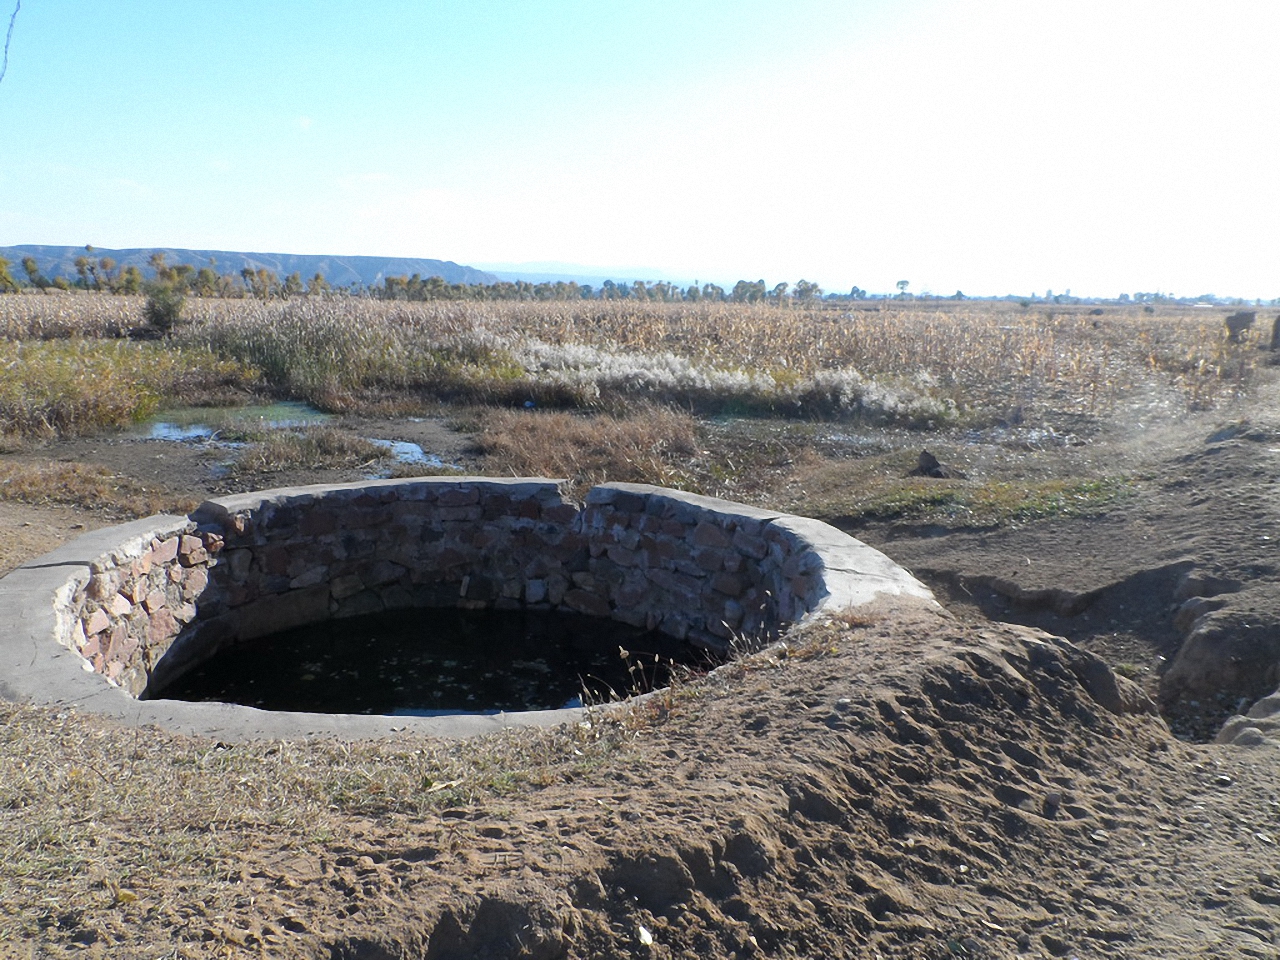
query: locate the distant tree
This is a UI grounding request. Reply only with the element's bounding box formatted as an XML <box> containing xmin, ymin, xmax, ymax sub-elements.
<box><xmin>118</xmin><ymin>265</ymin><xmax>144</xmax><ymax>295</ymax></box>
<box><xmin>0</xmin><ymin>256</ymin><xmax>17</xmax><ymax>292</ymax></box>
<box><xmin>952</xmin><ymin>290</ymin><xmax>965</xmax><ymax>300</ymax></box>
<box><xmin>896</xmin><ymin>280</ymin><xmax>909</xmax><ymax>297</ymax></box>
<box><xmin>193</xmin><ymin>266</ymin><xmax>220</xmax><ymax>297</ymax></box>
<box><xmin>98</xmin><ymin>257</ymin><xmax>119</xmax><ymax>292</ymax></box>
<box><xmin>73</xmin><ymin>256</ymin><xmax>93</xmax><ymax>289</ymax></box>
<box><xmin>306</xmin><ymin>272</ymin><xmax>330</xmax><ymax>296</ymax></box>
<box><xmin>849</xmin><ymin>286</ymin><xmax>867</xmax><ymax>300</ymax></box>
<box><xmin>793</xmin><ymin>279</ymin><xmax>822</xmax><ymax>302</ymax></box>
<box><xmin>283</xmin><ymin>271</ymin><xmax>304</xmax><ymax>298</ymax></box>
<box><xmin>770</xmin><ymin>282</ymin><xmax>790</xmax><ymax>304</ymax></box>
<box><xmin>241</xmin><ymin>267</ymin><xmax>279</xmax><ymax>299</ymax></box>
<box><xmin>685</xmin><ymin>284</ymin><xmax>701</xmax><ymax>301</ymax></box>
<box><xmin>51</xmin><ymin>276</ymin><xmax>71</xmax><ymax>291</ymax></box>
<box><xmin>149</xmin><ymin>252</ymin><xmax>173</xmax><ymax>283</ymax></box>
<box><xmin>21</xmin><ymin>256</ymin><xmax>48</xmax><ymax>291</ymax></box>
<box><xmin>701</xmin><ymin>283</ymin><xmax>725</xmax><ymax>302</ymax></box>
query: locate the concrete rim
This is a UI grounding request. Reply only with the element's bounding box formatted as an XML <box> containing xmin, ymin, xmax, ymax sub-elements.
<box><xmin>0</xmin><ymin>481</ymin><xmax>936</xmax><ymax>741</ymax></box>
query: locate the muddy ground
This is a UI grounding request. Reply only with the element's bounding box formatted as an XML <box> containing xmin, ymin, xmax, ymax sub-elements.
<box><xmin>2</xmin><ymin>377</ymin><xmax>1279</xmax><ymax>957</ymax></box>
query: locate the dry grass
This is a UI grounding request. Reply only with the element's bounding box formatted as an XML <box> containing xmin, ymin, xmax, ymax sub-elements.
<box><xmin>0</xmin><ymin>461</ymin><xmax>200</xmax><ymax>518</ymax></box>
<box><xmin>474</xmin><ymin>405</ymin><xmax>700</xmax><ymax>495</ymax></box>
<box><xmin>0</xmin><ymin>697</ymin><xmax>637</xmax><ymax>946</ymax></box>
<box><xmin>2</xmin><ymin>297</ymin><xmax>1265</xmax><ymax>439</ymax></box>
<box><xmin>229</xmin><ymin>426</ymin><xmax>390</xmax><ymax>475</ymax></box>
<box><xmin>173</xmin><ymin>298</ymin><xmax>1269</xmax><ymax>423</ymax></box>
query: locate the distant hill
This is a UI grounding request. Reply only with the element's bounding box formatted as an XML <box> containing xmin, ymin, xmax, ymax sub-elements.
<box><xmin>0</xmin><ymin>245</ymin><xmax>499</xmax><ymax>288</ymax></box>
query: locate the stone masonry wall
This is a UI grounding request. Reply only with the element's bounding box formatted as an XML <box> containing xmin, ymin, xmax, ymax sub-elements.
<box><xmin>58</xmin><ymin>478</ymin><xmax>934</xmax><ymax>700</ymax></box>
<box><xmin>57</xmin><ymin>521</ymin><xmax>222</xmax><ymax>696</ymax></box>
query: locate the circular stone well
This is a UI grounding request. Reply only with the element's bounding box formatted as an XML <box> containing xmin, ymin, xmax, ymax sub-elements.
<box><xmin>0</xmin><ymin>478</ymin><xmax>937</xmax><ymax>739</ymax></box>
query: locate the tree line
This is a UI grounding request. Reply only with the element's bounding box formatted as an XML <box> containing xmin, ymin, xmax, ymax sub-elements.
<box><xmin>0</xmin><ymin>248</ymin><xmax>857</xmax><ymax>304</ymax></box>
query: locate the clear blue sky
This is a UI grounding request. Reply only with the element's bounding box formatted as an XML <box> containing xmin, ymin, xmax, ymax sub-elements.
<box><xmin>1</xmin><ymin>0</ymin><xmax>1277</xmax><ymax>298</ymax></box>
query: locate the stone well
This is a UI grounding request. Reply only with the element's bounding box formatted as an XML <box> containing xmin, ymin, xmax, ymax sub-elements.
<box><xmin>0</xmin><ymin>478</ymin><xmax>936</xmax><ymax>739</ymax></box>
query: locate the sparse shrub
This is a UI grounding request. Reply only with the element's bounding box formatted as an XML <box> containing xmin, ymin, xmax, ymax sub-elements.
<box><xmin>142</xmin><ymin>282</ymin><xmax>185</xmax><ymax>336</ymax></box>
<box><xmin>231</xmin><ymin>427</ymin><xmax>389</xmax><ymax>474</ymax></box>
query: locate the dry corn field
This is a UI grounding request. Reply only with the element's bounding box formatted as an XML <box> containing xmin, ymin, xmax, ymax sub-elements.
<box><xmin>0</xmin><ymin>292</ymin><xmax>1265</xmax><ymax>443</ymax></box>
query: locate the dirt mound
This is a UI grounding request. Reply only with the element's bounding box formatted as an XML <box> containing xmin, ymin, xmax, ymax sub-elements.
<box><xmin>72</xmin><ymin>610</ymin><xmax>1259</xmax><ymax>960</ymax></box>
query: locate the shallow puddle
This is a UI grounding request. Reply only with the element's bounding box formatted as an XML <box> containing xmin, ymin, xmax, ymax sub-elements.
<box><xmin>132</xmin><ymin>401</ymin><xmax>333</xmax><ymax>441</ymax></box>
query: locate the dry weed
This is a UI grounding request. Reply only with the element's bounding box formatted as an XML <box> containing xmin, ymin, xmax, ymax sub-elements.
<box><xmin>475</xmin><ymin>406</ymin><xmax>699</xmax><ymax>495</ymax></box>
<box><xmin>0</xmin><ymin>461</ymin><xmax>200</xmax><ymax>518</ymax></box>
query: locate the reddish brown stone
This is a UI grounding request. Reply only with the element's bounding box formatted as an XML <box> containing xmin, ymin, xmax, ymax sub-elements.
<box><xmin>83</xmin><ymin>608</ymin><xmax>111</xmax><ymax>636</ymax></box>
<box><xmin>153</xmin><ymin>536</ymin><xmax>180</xmax><ymax>564</ymax></box>
<box><xmin>147</xmin><ymin>607</ymin><xmax>179</xmax><ymax>646</ymax></box>
<box><xmin>182</xmin><ymin>566</ymin><xmax>210</xmax><ymax>601</ymax></box>
<box><xmin>693</xmin><ymin>521</ymin><xmax>732</xmax><ymax>550</ymax></box>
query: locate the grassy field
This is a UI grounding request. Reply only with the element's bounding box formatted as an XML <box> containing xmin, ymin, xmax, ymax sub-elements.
<box><xmin>1</xmin><ymin>293</ymin><xmax>1257</xmax><ymax>430</ymax></box>
<box><xmin>0</xmin><ymin>291</ymin><xmax>1266</xmax><ymax>519</ymax></box>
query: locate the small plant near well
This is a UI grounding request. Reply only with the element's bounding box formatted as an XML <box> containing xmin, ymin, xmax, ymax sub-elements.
<box><xmin>230</xmin><ymin>426</ymin><xmax>390</xmax><ymax>474</ymax></box>
<box><xmin>1114</xmin><ymin>662</ymin><xmax>1145</xmax><ymax>681</ymax></box>
<box><xmin>142</xmin><ymin>282</ymin><xmax>186</xmax><ymax>336</ymax></box>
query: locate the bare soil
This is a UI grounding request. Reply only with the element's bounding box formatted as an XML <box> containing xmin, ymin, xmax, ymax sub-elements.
<box><xmin>2</xmin><ymin>377</ymin><xmax>1280</xmax><ymax>958</ymax></box>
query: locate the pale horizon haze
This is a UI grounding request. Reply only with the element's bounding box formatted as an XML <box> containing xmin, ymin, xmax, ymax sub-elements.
<box><xmin>1</xmin><ymin>0</ymin><xmax>1278</xmax><ymax>298</ymax></box>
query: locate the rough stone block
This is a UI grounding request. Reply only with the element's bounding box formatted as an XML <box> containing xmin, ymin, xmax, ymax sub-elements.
<box><xmin>83</xmin><ymin>608</ymin><xmax>111</xmax><ymax>636</ymax></box>
<box><xmin>179</xmin><ymin>535</ymin><xmax>208</xmax><ymax>567</ymax></box>
<box><xmin>153</xmin><ymin>536</ymin><xmax>180</xmax><ymax>564</ymax></box>
<box><xmin>330</xmin><ymin>574</ymin><xmax>365</xmax><ymax>600</ymax></box>
<box><xmin>711</xmin><ymin>572</ymin><xmax>745</xmax><ymax>597</ymax></box>
<box><xmin>87</xmin><ymin>572</ymin><xmax>117</xmax><ymax>601</ymax></box>
<box><xmin>693</xmin><ymin>549</ymin><xmax>724</xmax><ymax>573</ymax></box>
<box><xmin>234</xmin><ymin>584</ymin><xmax>331</xmax><ymax>640</ymax></box>
<box><xmin>435</xmin><ymin>486</ymin><xmax>478</xmax><ymax>506</ymax></box>
<box><xmin>289</xmin><ymin>568</ymin><xmax>328</xmax><ymax>590</ymax></box>
<box><xmin>693</xmin><ymin>521</ymin><xmax>732</xmax><ymax>550</ymax></box>
<box><xmin>225</xmin><ymin>548</ymin><xmax>253</xmax><ymax>582</ymax></box>
<box><xmin>563</xmin><ymin>589</ymin><xmax>613</xmax><ymax>618</ymax></box>
<box><xmin>732</xmin><ymin>530</ymin><xmax>769</xmax><ymax>560</ymax></box>
<box><xmin>334</xmin><ymin>590</ymin><xmax>385</xmax><ymax>619</ymax></box>
<box><xmin>147</xmin><ymin>607</ymin><xmax>179</xmax><ymax>645</ymax></box>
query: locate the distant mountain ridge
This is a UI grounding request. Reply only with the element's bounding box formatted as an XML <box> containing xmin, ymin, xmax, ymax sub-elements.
<box><xmin>1</xmin><ymin>245</ymin><xmax>499</xmax><ymax>288</ymax></box>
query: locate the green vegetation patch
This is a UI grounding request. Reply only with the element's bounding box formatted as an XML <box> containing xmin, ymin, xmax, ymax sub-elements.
<box><xmin>0</xmin><ymin>339</ymin><xmax>259</xmax><ymax>440</ymax></box>
<box><xmin>797</xmin><ymin>467</ymin><xmax>1134</xmax><ymax>528</ymax></box>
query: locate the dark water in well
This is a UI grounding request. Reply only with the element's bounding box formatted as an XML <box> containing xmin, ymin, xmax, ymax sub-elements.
<box><xmin>147</xmin><ymin>609</ymin><xmax>708</xmax><ymax>716</ymax></box>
